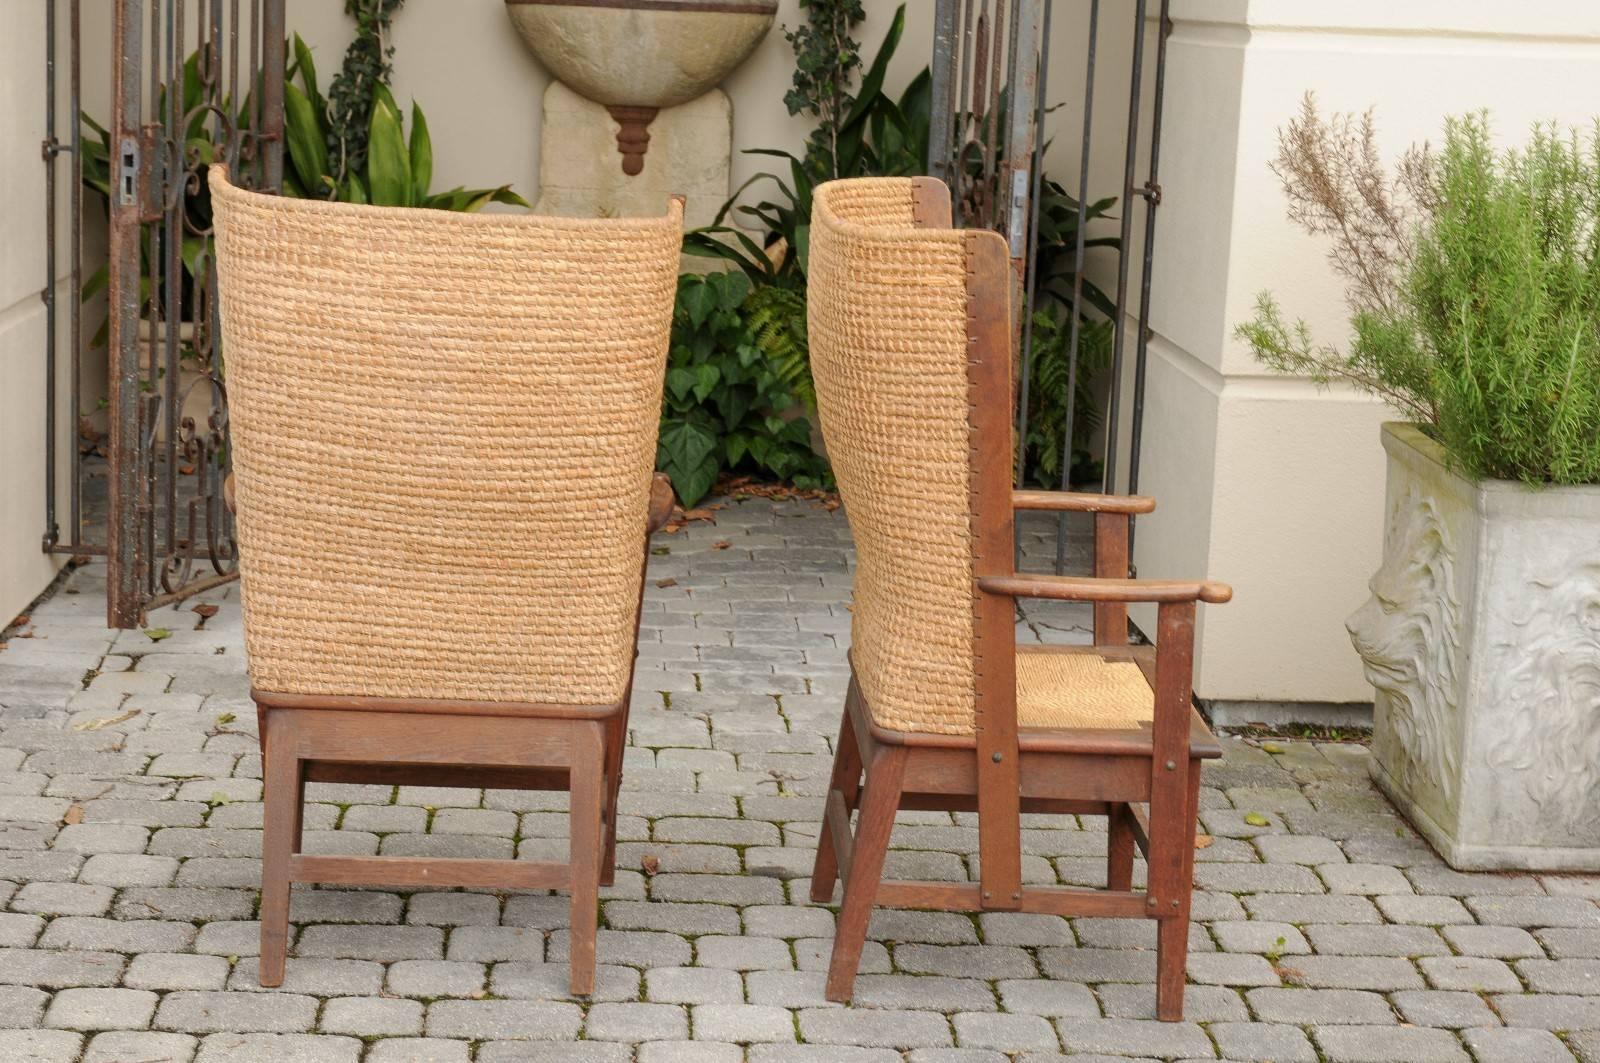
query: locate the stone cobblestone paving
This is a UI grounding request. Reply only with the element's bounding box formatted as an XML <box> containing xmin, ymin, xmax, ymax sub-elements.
<box><xmin>0</xmin><ymin>500</ymin><xmax>1595</xmax><ymax>1061</ymax></box>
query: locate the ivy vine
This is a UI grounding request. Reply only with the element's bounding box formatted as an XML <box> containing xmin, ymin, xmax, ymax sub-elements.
<box><xmin>324</xmin><ymin>0</ymin><xmax>407</xmax><ymax>191</ymax></box>
<box><xmin>783</xmin><ymin>0</ymin><xmax>866</xmax><ymax>181</ymax></box>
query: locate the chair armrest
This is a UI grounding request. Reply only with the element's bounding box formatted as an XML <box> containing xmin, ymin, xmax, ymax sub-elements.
<box><xmin>978</xmin><ymin>574</ymin><xmax>1233</xmax><ymax>605</ymax></box>
<box><xmin>223</xmin><ymin>474</ymin><xmax>237</xmax><ymax>515</ymax></box>
<box><xmin>1012</xmin><ymin>490</ymin><xmax>1155</xmax><ymax>515</ymax></box>
<box><xmin>646</xmin><ymin>473</ymin><xmax>675</xmax><ymax>534</ymax></box>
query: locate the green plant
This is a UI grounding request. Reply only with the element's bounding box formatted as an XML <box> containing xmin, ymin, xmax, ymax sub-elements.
<box><xmin>1021</xmin><ymin>309</ymin><xmax>1113</xmax><ymax>488</ymax></box>
<box><xmin>684</xmin><ymin>4</ymin><xmax>922</xmax><ymax>286</ymax></box>
<box><xmin>1237</xmin><ymin>100</ymin><xmax>1600</xmax><ymax>485</ymax></box>
<box><xmin>680</xmin><ymin>4</ymin><xmax>921</xmax><ymax>418</ymax></box>
<box><xmin>657</xmin><ymin>272</ymin><xmax>829</xmax><ymax>506</ymax></box>
<box><xmin>1033</xmin><ymin>177</ymin><xmax>1120</xmax><ymax>319</ymax></box>
<box><xmin>785</xmin><ymin>0</ymin><xmax>866</xmax><ymax>180</ymax></box>
<box><xmin>79</xmin><ymin>48</ymin><xmax>236</xmax><ymax>351</ymax></box>
<box><xmin>324</xmin><ymin>0</ymin><xmax>406</xmax><ymax>188</ymax></box>
<box><xmin>283</xmin><ymin>33</ymin><xmax>525</xmax><ymax>210</ymax></box>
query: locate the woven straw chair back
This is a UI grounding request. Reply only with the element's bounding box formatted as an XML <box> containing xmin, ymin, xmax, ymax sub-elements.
<box><xmin>210</xmin><ymin>166</ymin><xmax>682</xmax><ymax>706</ymax></box>
<box><xmin>808</xmin><ymin>178</ymin><xmax>982</xmax><ymax>736</ymax></box>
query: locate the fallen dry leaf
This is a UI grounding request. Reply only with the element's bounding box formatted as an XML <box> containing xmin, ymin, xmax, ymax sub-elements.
<box><xmin>655</xmin><ymin>578</ymin><xmax>678</xmax><ymax>589</ymax></box>
<box><xmin>712</xmin><ymin>540</ymin><xmax>732</xmax><ymax>550</ymax></box>
<box><xmin>192</xmin><ymin>603</ymin><xmax>219</xmax><ymax>619</ymax></box>
<box><xmin>62</xmin><ymin>804</ymin><xmax>84</xmax><ymax>825</ymax></box>
<box><xmin>680</xmin><ymin>508</ymin><xmax>718</xmax><ymax>524</ymax></box>
<box><xmin>1194</xmin><ymin>834</ymin><xmax>1214</xmax><ymax>850</ymax></box>
<box><xmin>11</xmin><ymin>615</ymin><xmax>28</xmax><ymax>627</ymax></box>
<box><xmin>72</xmin><ymin>708</ymin><xmax>141</xmax><ymax>732</ymax></box>
<box><xmin>641</xmin><ymin>854</ymin><xmax>660</xmax><ymax>876</ymax></box>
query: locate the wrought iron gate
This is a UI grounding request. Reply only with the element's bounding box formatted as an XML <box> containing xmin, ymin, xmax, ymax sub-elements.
<box><xmin>929</xmin><ymin>0</ymin><xmax>1171</xmax><ymax>572</ymax></box>
<box><xmin>43</xmin><ymin>0</ymin><xmax>286</xmax><ymax>626</ymax></box>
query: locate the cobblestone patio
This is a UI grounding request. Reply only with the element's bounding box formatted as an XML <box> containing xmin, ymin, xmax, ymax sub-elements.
<box><xmin>0</xmin><ymin>498</ymin><xmax>1595</xmax><ymax>1062</ymax></box>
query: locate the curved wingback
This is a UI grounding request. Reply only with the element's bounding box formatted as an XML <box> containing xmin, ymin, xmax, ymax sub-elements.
<box><xmin>211</xmin><ymin>166</ymin><xmax>682</xmax><ymax>706</ymax></box>
<box><xmin>808</xmin><ymin>178</ymin><xmax>985</xmax><ymax>736</ymax></box>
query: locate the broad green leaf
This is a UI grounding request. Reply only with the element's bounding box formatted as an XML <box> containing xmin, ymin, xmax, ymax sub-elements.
<box><xmin>180</xmin><ymin>237</ymin><xmax>209</xmax><ymax>281</ymax></box>
<box><xmin>81</xmin><ymin>263</ymin><xmax>109</xmax><ymax>303</ymax></box>
<box><xmin>692</xmin><ymin>363</ymin><xmax>721</xmax><ymax>402</ymax></box>
<box><xmin>292</xmin><ymin>33</ymin><xmax>324</xmax><ymax>114</ymax></box>
<box><xmin>670</xmin><ymin>457</ymin><xmax>718</xmax><ymax>509</ymax></box>
<box><xmin>341</xmin><ymin>171</ymin><xmax>367</xmax><ymax>204</ymax></box>
<box><xmin>409</xmin><ymin>102</ymin><xmax>433</xmax><ymax>203</ymax></box>
<box><xmin>488</xmin><ymin>186</ymin><xmax>530</xmax><ymax>208</ymax></box>
<box><xmin>366</xmin><ymin>99</ymin><xmax>411</xmax><ymax>207</ymax></box>
<box><xmin>681</xmin><ymin>281</ymin><xmax>715</xmax><ymax>329</ymax></box>
<box><xmin>793</xmin><ymin>224</ymin><xmax>811</xmax><ymax>275</ymax></box>
<box><xmin>659</xmin><ymin>418</ymin><xmax>718</xmax><ymax>472</ymax></box>
<box><xmin>665</xmin><ymin>367</ymin><xmax>697</xmax><ymax>403</ymax></box>
<box><xmin>282</xmin><ymin>83</ymin><xmax>329</xmax><ymax>196</ymax></box>
<box><xmin>373</xmin><ymin>82</ymin><xmax>401</xmax><ymax>123</ymax></box>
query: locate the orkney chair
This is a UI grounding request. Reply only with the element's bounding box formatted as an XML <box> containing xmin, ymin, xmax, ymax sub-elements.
<box><xmin>806</xmin><ymin>176</ymin><xmax>1232</xmax><ymax>1021</ymax></box>
<box><xmin>210</xmin><ymin>166</ymin><xmax>681</xmax><ymax>994</ymax></box>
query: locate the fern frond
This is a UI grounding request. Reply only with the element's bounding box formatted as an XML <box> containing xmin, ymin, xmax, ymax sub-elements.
<box><xmin>746</xmin><ymin>285</ymin><xmax>815</xmax><ymax>410</ymax></box>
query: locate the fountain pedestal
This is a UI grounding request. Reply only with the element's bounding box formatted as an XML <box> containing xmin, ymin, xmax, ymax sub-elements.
<box><xmin>534</xmin><ymin>82</ymin><xmax>733</xmax><ymax>232</ymax></box>
<box><xmin>506</xmin><ymin>0</ymin><xmax>776</xmax><ymax>228</ymax></box>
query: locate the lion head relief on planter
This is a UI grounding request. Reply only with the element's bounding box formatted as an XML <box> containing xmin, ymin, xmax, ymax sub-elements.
<box><xmin>1346</xmin><ymin>486</ymin><xmax>1462</xmax><ymax>800</ymax></box>
<box><xmin>1487</xmin><ymin>558</ymin><xmax>1600</xmax><ymax>837</ymax></box>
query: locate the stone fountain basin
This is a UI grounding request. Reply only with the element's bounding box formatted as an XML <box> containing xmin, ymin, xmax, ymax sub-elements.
<box><xmin>506</xmin><ymin>0</ymin><xmax>778</xmax><ymax>110</ymax></box>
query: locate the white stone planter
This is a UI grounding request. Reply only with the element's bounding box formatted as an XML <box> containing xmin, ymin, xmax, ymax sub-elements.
<box><xmin>1350</xmin><ymin>423</ymin><xmax>1600</xmax><ymax>870</ymax></box>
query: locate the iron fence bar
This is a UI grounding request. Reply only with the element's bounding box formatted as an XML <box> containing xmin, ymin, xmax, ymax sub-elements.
<box><xmin>1125</xmin><ymin>0</ymin><xmax>1172</xmax><ymax>561</ymax></box>
<box><xmin>42</xmin><ymin>0</ymin><xmax>60</xmax><ymax>552</ymax></box>
<box><xmin>161</xmin><ymin>0</ymin><xmax>182</xmax><ymax>572</ymax></box>
<box><xmin>956</xmin><ymin>0</ymin><xmax>980</xmax><ymax>227</ymax></box>
<box><xmin>1011</xmin><ymin>0</ymin><xmax>1052</xmax><ymax>499</ymax></box>
<box><xmin>1052</xmin><ymin>0</ymin><xmax>1100</xmax><ymax>575</ymax></box>
<box><xmin>929</xmin><ymin>0</ymin><xmax>957</xmax><ymax>182</ymax></box>
<box><xmin>1002</xmin><ymin>0</ymin><xmax>1039</xmax><ymax>259</ymax></box>
<box><xmin>262</xmin><ymin>0</ymin><xmax>285</xmax><ymax>189</ymax></box>
<box><xmin>69</xmin><ymin>0</ymin><xmax>83</xmax><ymax>547</ymax></box>
<box><xmin>108</xmin><ymin>0</ymin><xmax>146</xmax><ymax>626</ymax></box>
<box><xmin>1098</xmin><ymin>0</ymin><xmax>1149</xmax><ymax>504</ymax></box>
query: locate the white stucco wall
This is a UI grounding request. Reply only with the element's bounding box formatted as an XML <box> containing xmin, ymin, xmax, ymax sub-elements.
<box><xmin>1125</xmin><ymin>0</ymin><xmax>1600</xmax><ymax>706</ymax></box>
<box><xmin>0</xmin><ymin>4</ymin><xmax>71</xmax><ymax>625</ymax></box>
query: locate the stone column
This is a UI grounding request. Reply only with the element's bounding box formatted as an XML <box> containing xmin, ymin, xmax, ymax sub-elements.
<box><xmin>1125</xmin><ymin>0</ymin><xmax>1600</xmax><ymax>719</ymax></box>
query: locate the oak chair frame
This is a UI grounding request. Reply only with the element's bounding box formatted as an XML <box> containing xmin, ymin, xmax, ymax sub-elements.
<box><xmin>237</xmin><ymin>473</ymin><xmax>675</xmax><ymax>996</ymax></box>
<box><xmin>809</xmin><ymin>177</ymin><xmax>1231</xmax><ymax>1021</ymax></box>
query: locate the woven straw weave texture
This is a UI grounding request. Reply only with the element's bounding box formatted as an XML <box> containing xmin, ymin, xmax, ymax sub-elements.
<box><xmin>1016</xmin><ymin>651</ymin><xmax>1154</xmax><ymax>730</ymax></box>
<box><xmin>809</xmin><ymin>178</ymin><xmax>977</xmax><ymax>735</ymax></box>
<box><xmin>210</xmin><ymin>166</ymin><xmax>681</xmax><ymax>705</ymax></box>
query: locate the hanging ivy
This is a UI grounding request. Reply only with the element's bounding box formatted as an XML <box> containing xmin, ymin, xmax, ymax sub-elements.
<box><xmin>324</xmin><ymin>0</ymin><xmax>407</xmax><ymax>192</ymax></box>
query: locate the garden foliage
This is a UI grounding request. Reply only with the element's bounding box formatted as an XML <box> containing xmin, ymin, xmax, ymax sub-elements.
<box><xmin>283</xmin><ymin>33</ymin><xmax>525</xmax><ymax>211</ymax></box>
<box><xmin>658</xmin><ymin>272</ymin><xmax>829</xmax><ymax>508</ymax></box>
<box><xmin>1239</xmin><ymin>98</ymin><xmax>1600</xmax><ymax>485</ymax></box>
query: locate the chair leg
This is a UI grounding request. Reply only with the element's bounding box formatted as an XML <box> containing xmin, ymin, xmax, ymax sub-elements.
<box><xmin>825</xmin><ymin>744</ymin><xmax>906</xmax><ymax>1002</ymax></box>
<box><xmin>810</xmin><ymin>706</ymin><xmax>863</xmax><ymax>903</ymax></box>
<box><xmin>568</xmin><ymin>722</ymin><xmax>606</xmax><ymax>996</ymax></box>
<box><xmin>259</xmin><ymin>710</ymin><xmax>302</xmax><ymax>987</ymax></box>
<box><xmin>1107</xmin><ymin>803</ymin><xmax>1136</xmax><ymax>892</ymax></box>
<box><xmin>1154</xmin><ymin>760</ymin><xmax>1204</xmax><ymax>1021</ymax></box>
<box><xmin>599</xmin><ymin>713</ymin><xmax>627</xmax><ymax>888</ymax></box>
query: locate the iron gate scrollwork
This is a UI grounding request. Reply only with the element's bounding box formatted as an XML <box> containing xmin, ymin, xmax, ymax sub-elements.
<box><xmin>928</xmin><ymin>0</ymin><xmax>1172</xmax><ymax>574</ymax></box>
<box><xmin>44</xmin><ymin>0</ymin><xmax>286</xmax><ymax>626</ymax></box>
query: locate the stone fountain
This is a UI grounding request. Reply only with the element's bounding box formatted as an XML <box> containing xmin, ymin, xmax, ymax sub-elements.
<box><xmin>505</xmin><ymin>0</ymin><xmax>777</xmax><ymax>228</ymax></box>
